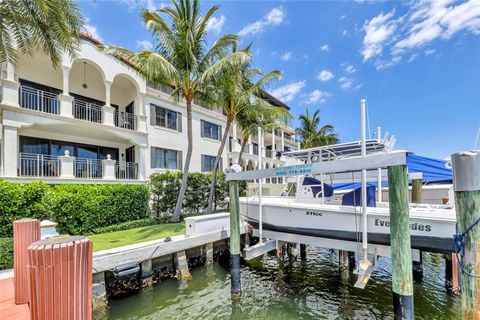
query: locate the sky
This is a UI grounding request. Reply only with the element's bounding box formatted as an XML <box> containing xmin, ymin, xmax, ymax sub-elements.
<box><xmin>79</xmin><ymin>0</ymin><xmax>480</xmax><ymax>159</ymax></box>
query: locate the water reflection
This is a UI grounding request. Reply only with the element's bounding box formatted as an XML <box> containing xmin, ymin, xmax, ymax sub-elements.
<box><xmin>103</xmin><ymin>247</ymin><xmax>461</xmax><ymax>320</ymax></box>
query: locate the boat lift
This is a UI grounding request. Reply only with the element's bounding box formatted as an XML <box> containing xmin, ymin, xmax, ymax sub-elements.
<box><xmin>226</xmin><ymin>99</ymin><xmax>419</xmax><ymax>318</ymax></box>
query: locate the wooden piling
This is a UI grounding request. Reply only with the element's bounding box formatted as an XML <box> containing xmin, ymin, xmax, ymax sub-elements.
<box><xmin>229</xmin><ymin>180</ymin><xmax>241</xmax><ymax>297</ymax></box>
<box><xmin>300</xmin><ymin>244</ymin><xmax>307</xmax><ymax>261</ymax></box>
<box><xmin>452</xmin><ymin>151</ymin><xmax>480</xmax><ymax>319</ymax></box>
<box><xmin>445</xmin><ymin>253</ymin><xmax>461</xmax><ymax>295</ymax></box>
<box><xmin>388</xmin><ymin>165</ymin><xmax>414</xmax><ymax>319</ymax></box>
<box><xmin>348</xmin><ymin>251</ymin><xmax>356</xmax><ymax>272</ymax></box>
<box><xmin>412</xmin><ymin>252</ymin><xmax>423</xmax><ymax>283</ymax></box>
<box><xmin>339</xmin><ymin>250</ymin><xmax>347</xmax><ymax>270</ymax></box>
<box><xmin>411</xmin><ymin>173</ymin><xmax>422</xmax><ymax>204</ymax></box>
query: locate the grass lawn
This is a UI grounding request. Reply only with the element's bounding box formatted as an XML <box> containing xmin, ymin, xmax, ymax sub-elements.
<box><xmin>88</xmin><ymin>223</ymin><xmax>185</xmax><ymax>252</ymax></box>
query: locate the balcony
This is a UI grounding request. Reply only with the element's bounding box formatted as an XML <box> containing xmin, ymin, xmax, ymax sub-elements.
<box><xmin>18</xmin><ymin>153</ymin><xmax>138</xmax><ymax>180</ymax></box>
<box><xmin>19</xmin><ymin>86</ymin><xmax>59</xmax><ymax>114</ymax></box>
<box><xmin>73</xmin><ymin>99</ymin><xmax>103</xmax><ymax>123</ymax></box>
<box><xmin>114</xmin><ymin>109</ymin><xmax>137</xmax><ymax>130</ymax></box>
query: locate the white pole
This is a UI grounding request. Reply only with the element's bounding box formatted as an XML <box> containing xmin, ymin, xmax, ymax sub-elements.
<box><xmin>360</xmin><ymin>99</ymin><xmax>369</xmax><ymax>268</ymax></box>
<box><xmin>258</xmin><ymin>126</ymin><xmax>263</xmax><ymax>244</ymax></box>
<box><xmin>377</xmin><ymin>127</ymin><xmax>383</xmax><ymax>202</ymax></box>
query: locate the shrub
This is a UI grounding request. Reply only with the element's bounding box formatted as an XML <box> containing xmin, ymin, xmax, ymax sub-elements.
<box><xmin>48</xmin><ymin>184</ymin><xmax>150</xmax><ymax>235</ymax></box>
<box><xmin>0</xmin><ymin>181</ymin><xmax>150</xmax><ymax>237</ymax></box>
<box><xmin>149</xmin><ymin>170</ymin><xmax>245</xmax><ymax>219</ymax></box>
<box><xmin>0</xmin><ymin>238</ymin><xmax>14</xmax><ymax>270</ymax></box>
<box><xmin>0</xmin><ymin>181</ymin><xmax>50</xmax><ymax>237</ymax></box>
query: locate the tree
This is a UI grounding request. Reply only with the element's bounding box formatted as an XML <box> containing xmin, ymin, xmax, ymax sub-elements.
<box><xmin>205</xmin><ymin>52</ymin><xmax>284</xmax><ymax>213</ymax></box>
<box><xmin>236</xmin><ymin>102</ymin><xmax>290</xmax><ymax>164</ymax></box>
<box><xmin>296</xmin><ymin>109</ymin><xmax>339</xmax><ymax>149</ymax></box>
<box><xmin>0</xmin><ymin>0</ymin><xmax>83</xmax><ymax>68</ymax></box>
<box><xmin>106</xmin><ymin>0</ymin><xmax>248</xmax><ymax>222</ymax></box>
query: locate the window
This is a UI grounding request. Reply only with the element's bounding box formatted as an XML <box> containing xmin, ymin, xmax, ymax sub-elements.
<box><xmin>202</xmin><ymin>155</ymin><xmax>222</xmax><ymax>172</ymax></box>
<box><xmin>252</xmin><ymin>143</ymin><xmax>259</xmax><ymax>155</ymax></box>
<box><xmin>201</xmin><ymin>120</ymin><xmax>221</xmax><ymax>141</ymax></box>
<box><xmin>151</xmin><ymin>147</ymin><xmax>182</xmax><ymax>170</ymax></box>
<box><xmin>150</xmin><ymin>104</ymin><xmax>181</xmax><ymax>131</ymax></box>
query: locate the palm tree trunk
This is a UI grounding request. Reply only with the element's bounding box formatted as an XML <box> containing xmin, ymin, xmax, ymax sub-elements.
<box><xmin>172</xmin><ymin>99</ymin><xmax>193</xmax><ymax>222</ymax></box>
<box><xmin>237</xmin><ymin>136</ymin><xmax>248</xmax><ymax>164</ymax></box>
<box><xmin>207</xmin><ymin>120</ymin><xmax>231</xmax><ymax>214</ymax></box>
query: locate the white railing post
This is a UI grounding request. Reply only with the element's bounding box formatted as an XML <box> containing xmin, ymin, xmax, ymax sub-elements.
<box><xmin>59</xmin><ymin>94</ymin><xmax>74</xmax><ymax>118</ymax></box>
<box><xmin>102</xmin><ymin>155</ymin><xmax>116</xmax><ymax>180</ymax></box>
<box><xmin>1</xmin><ymin>61</ymin><xmax>20</xmax><ymax>107</ymax></box>
<box><xmin>59</xmin><ymin>150</ymin><xmax>75</xmax><ymax>179</ymax></box>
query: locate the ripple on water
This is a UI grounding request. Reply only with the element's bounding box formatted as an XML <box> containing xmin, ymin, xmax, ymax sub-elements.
<box><xmin>103</xmin><ymin>247</ymin><xmax>461</xmax><ymax>320</ymax></box>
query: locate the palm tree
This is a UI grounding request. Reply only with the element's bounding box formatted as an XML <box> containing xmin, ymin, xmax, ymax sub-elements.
<box><xmin>106</xmin><ymin>0</ymin><xmax>248</xmax><ymax>222</ymax></box>
<box><xmin>0</xmin><ymin>0</ymin><xmax>83</xmax><ymax>67</ymax></box>
<box><xmin>205</xmin><ymin>53</ymin><xmax>283</xmax><ymax>213</ymax></box>
<box><xmin>296</xmin><ymin>109</ymin><xmax>339</xmax><ymax>149</ymax></box>
<box><xmin>236</xmin><ymin>102</ymin><xmax>290</xmax><ymax>164</ymax></box>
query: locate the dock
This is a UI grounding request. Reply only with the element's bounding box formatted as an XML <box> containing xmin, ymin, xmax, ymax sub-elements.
<box><xmin>0</xmin><ymin>278</ymin><xmax>30</xmax><ymax>320</ymax></box>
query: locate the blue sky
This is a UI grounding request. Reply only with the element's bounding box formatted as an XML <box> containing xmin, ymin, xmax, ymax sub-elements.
<box><xmin>80</xmin><ymin>0</ymin><xmax>480</xmax><ymax>159</ymax></box>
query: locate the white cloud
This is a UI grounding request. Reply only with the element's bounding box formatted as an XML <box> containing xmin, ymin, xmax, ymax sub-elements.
<box><xmin>361</xmin><ymin>10</ymin><xmax>397</xmax><ymax>61</ymax></box>
<box><xmin>340</xmin><ymin>14</ymin><xmax>347</xmax><ymax>20</ymax></box>
<box><xmin>304</xmin><ymin>90</ymin><xmax>331</xmax><ymax>105</ymax></box>
<box><xmin>281</xmin><ymin>51</ymin><xmax>292</xmax><ymax>61</ymax></box>
<box><xmin>136</xmin><ymin>40</ymin><xmax>153</xmax><ymax>50</ymax></box>
<box><xmin>342</xmin><ymin>29</ymin><xmax>348</xmax><ymax>36</ymax></box>
<box><xmin>338</xmin><ymin>76</ymin><xmax>355</xmax><ymax>89</ymax></box>
<box><xmin>270</xmin><ymin>80</ymin><xmax>306</xmax><ymax>102</ymax></box>
<box><xmin>319</xmin><ymin>44</ymin><xmax>330</xmax><ymax>52</ymax></box>
<box><xmin>84</xmin><ymin>18</ymin><xmax>102</xmax><ymax>42</ymax></box>
<box><xmin>238</xmin><ymin>7</ymin><xmax>285</xmax><ymax>37</ymax></box>
<box><xmin>316</xmin><ymin>70</ymin><xmax>334</xmax><ymax>82</ymax></box>
<box><xmin>342</xmin><ymin>63</ymin><xmax>356</xmax><ymax>73</ymax></box>
<box><xmin>119</xmin><ymin>0</ymin><xmax>159</xmax><ymax>11</ymax></box>
<box><xmin>206</xmin><ymin>15</ymin><xmax>226</xmax><ymax>33</ymax></box>
<box><xmin>361</xmin><ymin>0</ymin><xmax>480</xmax><ymax>70</ymax></box>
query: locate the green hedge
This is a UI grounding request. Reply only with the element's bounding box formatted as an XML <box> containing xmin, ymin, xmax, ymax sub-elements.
<box><xmin>0</xmin><ymin>238</ymin><xmax>14</xmax><ymax>270</ymax></box>
<box><xmin>0</xmin><ymin>181</ymin><xmax>150</xmax><ymax>237</ymax></box>
<box><xmin>150</xmin><ymin>171</ymin><xmax>244</xmax><ymax>218</ymax></box>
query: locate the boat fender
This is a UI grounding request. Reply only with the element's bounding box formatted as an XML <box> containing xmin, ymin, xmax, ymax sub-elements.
<box><xmin>112</xmin><ymin>262</ymin><xmax>140</xmax><ymax>279</ymax></box>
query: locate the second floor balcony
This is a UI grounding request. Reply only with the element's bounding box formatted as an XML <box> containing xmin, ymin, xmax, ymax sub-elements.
<box><xmin>16</xmin><ymin>83</ymin><xmax>140</xmax><ymax>131</ymax></box>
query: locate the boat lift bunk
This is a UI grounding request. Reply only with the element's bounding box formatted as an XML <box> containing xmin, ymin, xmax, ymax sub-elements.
<box><xmin>227</xmin><ymin>99</ymin><xmax>457</xmax><ymax>288</ymax></box>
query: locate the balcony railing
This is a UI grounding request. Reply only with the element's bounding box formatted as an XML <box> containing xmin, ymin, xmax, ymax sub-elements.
<box><xmin>73</xmin><ymin>99</ymin><xmax>102</xmax><ymax>123</ymax></box>
<box><xmin>18</xmin><ymin>153</ymin><xmax>60</xmax><ymax>177</ymax></box>
<box><xmin>74</xmin><ymin>158</ymin><xmax>103</xmax><ymax>179</ymax></box>
<box><xmin>19</xmin><ymin>86</ymin><xmax>59</xmax><ymax>114</ymax></box>
<box><xmin>114</xmin><ymin>110</ymin><xmax>137</xmax><ymax>130</ymax></box>
<box><xmin>115</xmin><ymin>161</ymin><xmax>138</xmax><ymax>180</ymax></box>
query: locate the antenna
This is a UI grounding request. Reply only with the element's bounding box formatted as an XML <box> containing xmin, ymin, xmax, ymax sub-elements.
<box><xmin>474</xmin><ymin>125</ymin><xmax>480</xmax><ymax>150</ymax></box>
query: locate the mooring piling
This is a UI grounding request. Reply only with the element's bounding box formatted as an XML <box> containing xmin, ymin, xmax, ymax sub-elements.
<box><xmin>300</xmin><ymin>244</ymin><xmax>307</xmax><ymax>261</ymax></box>
<box><xmin>410</xmin><ymin>172</ymin><xmax>423</xmax><ymax>204</ymax></box>
<box><xmin>445</xmin><ymin>253</ymin><xmax>461</xmax><ymax>295</ymax></box>
<box><xmin>452</xmin><ymin>150</ymin><xmax>480</xmax><ymax>319</ymax></box>
<box><xmin>388</xmin><ymin>164</ymin><xmax>414</xmax><ymax>320</ymax></box>
<box><xmin>229</xmin><ymin>178</ymin><xmax>241</xmax><ymax>297</ymax></box>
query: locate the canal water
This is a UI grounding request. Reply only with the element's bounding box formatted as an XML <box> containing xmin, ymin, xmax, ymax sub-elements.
<box><xmin>103</xmin><ymin>247</ymin><xmax>461</xmax><ymax>320</ymax></box>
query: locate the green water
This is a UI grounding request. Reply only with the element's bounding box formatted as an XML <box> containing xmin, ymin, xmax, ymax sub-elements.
<box><xmin>102</xmin><ymin>247</ymin><xmax>461</xmax><ymax>319</ymax></box>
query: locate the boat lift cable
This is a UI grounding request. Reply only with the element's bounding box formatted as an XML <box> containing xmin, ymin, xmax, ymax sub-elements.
<box><xmin>453</xmin><ymin>216</ymin><xmax>480</xmax><ymax>278</ymax></box>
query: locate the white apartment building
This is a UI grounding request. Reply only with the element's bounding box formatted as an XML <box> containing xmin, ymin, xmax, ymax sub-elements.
<box><xmin>0</xmin><ymin>35</ymin><xmax>299</xmax><ymax>186</ymax></box>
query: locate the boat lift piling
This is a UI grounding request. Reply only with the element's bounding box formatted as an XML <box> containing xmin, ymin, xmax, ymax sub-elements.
<box><xmin>228</xmin><ymin>165</ymin><xmax>242</xmax><ymax>297</ymax></box>
<box><xmin>410</xmin><ymin>172</ymin><xmax>424</xmax><ymax>283</ymax></box>
<box><xmin>359</xmin><ymin>98</ymin><xmax>370</xmax><ymax>272</ymax></box>
<box><xmin>388</xmin><ymin>164</ymin><xmax>414</xmax><ymax>319</ymax></box>
<box><xmin>451</xmin><ymin>151</ymin><xmax>480</xmax><ymax>319</ymax></box>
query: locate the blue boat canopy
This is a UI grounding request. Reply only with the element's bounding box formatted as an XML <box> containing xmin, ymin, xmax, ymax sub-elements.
<box><xmin>332</xmin><ymin>153</ymin><xmax>452</xmax><ymax>190</ymax></box>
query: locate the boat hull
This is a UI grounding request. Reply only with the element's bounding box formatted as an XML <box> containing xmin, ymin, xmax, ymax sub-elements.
<box><xmin>240</xmin><ymin>197</ymin><xmax>456</xmax><ymax>253</ymax></box>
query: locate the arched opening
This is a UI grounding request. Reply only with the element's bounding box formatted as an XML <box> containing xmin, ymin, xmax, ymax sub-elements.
<box><xmin>16</xmin><ymin>52</ymin><xmax>62</xmax><ymax>114</ymax></box>
<box><xmin>111</xmin><ymin>74</ymin><xmax>139</xmax><ymax>130</ymax></box>
<box><xmin>69</xmin><ymin>59</ymin><xmax>105</xmax><ymax>123</ymax></box>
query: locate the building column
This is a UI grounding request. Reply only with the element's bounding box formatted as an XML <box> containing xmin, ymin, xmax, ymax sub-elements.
<box><xmin>281</xmin><ymin>129</ymin><xmax>285</xmax><ymax>152</ymax></box>
<box><xmin>271</xmin><ymin>129</ymin><xmax>275</xmax><ymax>158</ymax></box>
<box><xmin>3</xmin><ymin>126</ymin><xmax>18</xmax><ymax>177</ymax></box>
<box><xmin>102</xmin><ymin>155</ymin><xmax>116</xmax><ymax>180</ymax></box>
<box><xmin>232</xmin><ymin>121</ymin><xmax>237</xmax><ymax>140</ymax></box>
<box><xmin>59</xmin><ymin>151</ymin><xmax>75</xmax><ymax>179</ymax></box>
<box><xmin>1</xmin><ymin>61</ymin><xmax>20</xmax><ymax>107</ymax></box>
<box><xmin>137</xmin><ymin>144</ymin><xmax>148</xmax><ymax>180</ymax></box>
<box><xmin>102</xmin><ymin>80</ymin><xmax>115</xmax><ymax>126</ymax></box>
<box><xmin>58</xmin><ymin>65</ymin><xmax>73</xmax><ymax>118</ymax></box>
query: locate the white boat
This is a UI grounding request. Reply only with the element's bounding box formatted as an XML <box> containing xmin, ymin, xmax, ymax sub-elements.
<box><xmin>240</xmin><ymin>195</ymin><xmax>456</xmax><ymax>253</ymax></box>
